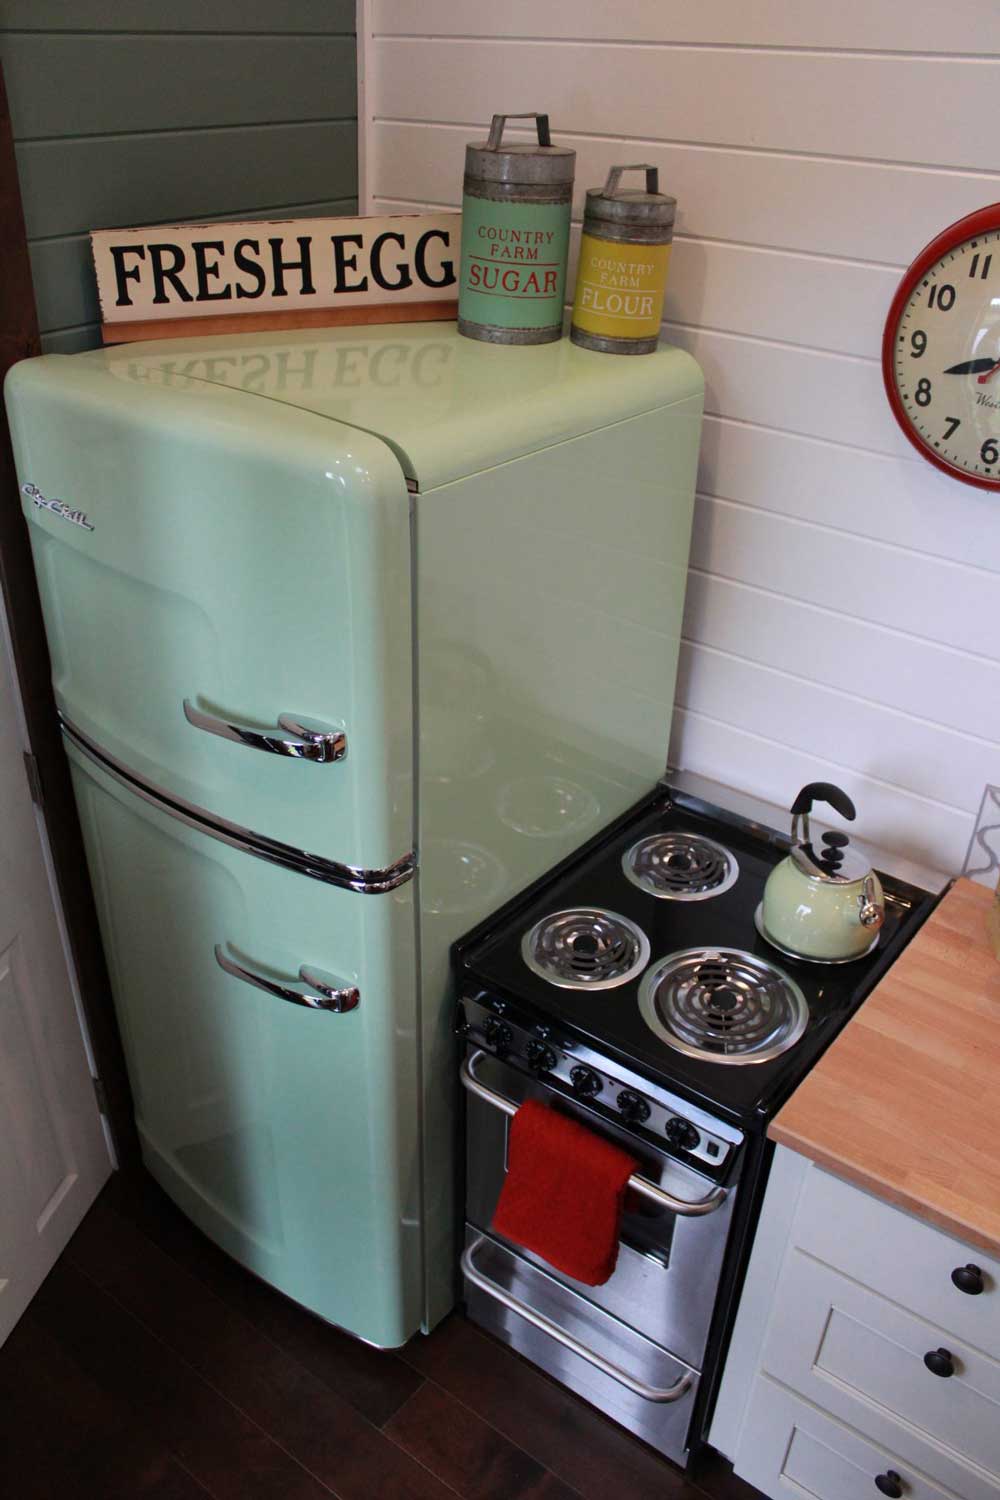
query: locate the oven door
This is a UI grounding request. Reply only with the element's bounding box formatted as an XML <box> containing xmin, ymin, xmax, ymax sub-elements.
<box><xmin>461</xmin><ymin>1046</ymin><xmax>736</xmax><ymax>1459</ymax></box>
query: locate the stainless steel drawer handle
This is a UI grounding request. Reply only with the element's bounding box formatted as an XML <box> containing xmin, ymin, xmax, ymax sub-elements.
<box><xmin>184</xmin><ymin>700</ymin><xmax>347</xmax><ymax>764</ymax></box>
<box><xmin>215</xmin><ymin>944</ymin><xmax>359</xmax><ymax>1012</ymax></box>
<box><xmin>462</xmin><ymin>1233</ymin><xmax>695</xmax><ymax>1404</ymax></box>
<box><xmin>460</xmin><ymin>1050</ymin><xmax>726</xmax><ymax>1218</ymax></box>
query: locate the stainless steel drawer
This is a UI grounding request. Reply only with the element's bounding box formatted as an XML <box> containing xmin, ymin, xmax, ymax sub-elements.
<box><xmin>462</xmin><ymin>1226</ymin><xmax>699</xmax><ymax>1467</ymax></box>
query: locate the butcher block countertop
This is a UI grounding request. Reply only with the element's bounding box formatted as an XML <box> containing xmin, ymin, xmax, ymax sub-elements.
<box><xmin>769</xmin><ymin>877</ymin><xmax>1000</xmax><ymax>1258</ymax></box>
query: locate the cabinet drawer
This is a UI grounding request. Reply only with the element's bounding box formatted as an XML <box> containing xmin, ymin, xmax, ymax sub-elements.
<box><xmin>795</xmin><ymin>1167</ymin><xmax>1000</xmax><ymax>1358</ymax></box>
<box><xmin>736</xmin><ymin>1377</ymin><xmax>994</xmax><ymax>1500</ymax></box>
<box><xmin>762</xmin><ymin>1251</ymin><xmax>1000</xmax><ymax>1493</ymax></box>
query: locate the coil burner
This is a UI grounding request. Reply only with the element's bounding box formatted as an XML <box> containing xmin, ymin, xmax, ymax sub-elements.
<box><xmin>623</xmin><ymin>832</ymin><xmax>738</xmax><ymax>901</ymax></box>
<box><xmin>638</xmin><ymin>947</ymin><xmax>808</xmax><ymax>1063</ymax></box>
<box><xmin>522</xmin><ymin>908</ymin><xmax>651</xmax><ymax>991</ymax></box>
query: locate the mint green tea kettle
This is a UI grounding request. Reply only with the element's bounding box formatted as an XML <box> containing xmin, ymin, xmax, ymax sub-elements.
<box><xmin>758</xmin><ymin>782</ymin><xmax>885</xmax><ymax>963</ymax></box>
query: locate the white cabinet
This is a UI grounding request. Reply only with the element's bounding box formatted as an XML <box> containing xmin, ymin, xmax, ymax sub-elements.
<box><xmin>740</xmin><ymin>1379</ymin><xmax>976</xmax><ymax>1500</ymax></box>
<box><xmin>793</xmin><ymin>1165</ymin><xmax>1000</xmax><ymax>1359</ymax></box>
<box><xmin>712</xmin><ymin>1147</ymin><xmax>1000</xmax><ymax>1500</ymax></box>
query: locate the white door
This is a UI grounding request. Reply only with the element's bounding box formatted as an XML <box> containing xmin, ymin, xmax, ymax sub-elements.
<box><xmin>0</xmin><ymin>600</ymin><xmax>112</xmax><ymax>1346</ymax></box>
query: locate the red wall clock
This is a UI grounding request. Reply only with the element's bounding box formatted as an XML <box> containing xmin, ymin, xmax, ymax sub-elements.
<box><xmin>883</xmin><ymin>203</ymin><xmax>1000</xmax><ymax>491</ymax></box>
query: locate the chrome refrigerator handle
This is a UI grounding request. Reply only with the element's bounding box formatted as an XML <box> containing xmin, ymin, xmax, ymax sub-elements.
<box><xmin>184</xmin><ymin>700</ymin><xmax>347</xmax><ymax>763</ymax></box>
<box><xmin>461</xmin><ymin>1050</ymin><xmax>726</xmax><ymax>1217</ymax></box>
<box><xmin>462</xmin><ymin>1234</ymin><xmax>695</xmax><ymax>1404</ymax></box>
<box><xmin>215</xmin><ymin>944</ymin><xmax>359</xmax><ymax>1012</ymax></box>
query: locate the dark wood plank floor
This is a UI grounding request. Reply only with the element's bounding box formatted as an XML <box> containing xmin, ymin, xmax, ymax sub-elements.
<box><xmin>0</xmin><ymin>1171</ymin><xmax>763</xmax><ymax>1500</ymax></box>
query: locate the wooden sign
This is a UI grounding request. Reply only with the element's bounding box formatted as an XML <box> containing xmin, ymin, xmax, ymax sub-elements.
<box><xmin>90</xmin><ymin>213</ymin><xmax>461</xmax><ymax>344</ymax></box>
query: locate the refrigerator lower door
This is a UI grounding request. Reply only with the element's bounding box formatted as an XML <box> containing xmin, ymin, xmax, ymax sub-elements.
<box><xmin>67</xmin><ymin>737</ymin><xmax>422</xmax><ymax>1349</ymax></box>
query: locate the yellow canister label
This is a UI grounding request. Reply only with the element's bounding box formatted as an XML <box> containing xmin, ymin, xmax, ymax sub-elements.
<box><xmin>571</xmin><ymin>234</ymin><xmax>671</xmax><ymax>341</ymax></box>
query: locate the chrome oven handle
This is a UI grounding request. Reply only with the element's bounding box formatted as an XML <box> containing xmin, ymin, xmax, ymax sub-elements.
<box><xmin>215</xmin><ymin>944</ymin><xmax>359</xmax><ymax>1012</ymax></box>
<box><xmin>184</xmin><ymin>699</ymin><xmax>347</xmax><ymax>763</ymax></box>
<box><xmin>461</xmin><ymin>1049</ymin><xmax>726</xmax><ymax>1217</ymax></box>
<box><xmin>462</xmin><ymin>1233</ymin><xmax>695</xmax><ymax>1404</ymax></box>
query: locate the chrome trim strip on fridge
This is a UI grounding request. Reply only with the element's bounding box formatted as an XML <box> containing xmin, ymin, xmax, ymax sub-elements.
<box><xmin>214</xmin><ymin>943</ymin><xmax>361</xmax><ymax>1011</ymax></box>
<box><xmin>461</xmin><ymin>1050</ymin><xmax>727</xmax><ymax>1217</ymax></box>
<box><xmin>462</xmin><ymin>1233</ymin><xmax>695</xmax><ymax>1403</ymax></box>
<box><xmin>183</xmin><ymin>699</ymin><xmax>348</xmax><ymax>764</ymax></box>
<box><xmin>59</xmin><ymin>715</ymin><xmax>416</xmax><ymax>895</ymax></box>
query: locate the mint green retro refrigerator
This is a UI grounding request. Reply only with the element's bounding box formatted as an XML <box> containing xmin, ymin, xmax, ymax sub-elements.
<box><xmin>4</xmin><ymin>323</ymin><xmax>703</xmax><ymax>1347</ymax></box>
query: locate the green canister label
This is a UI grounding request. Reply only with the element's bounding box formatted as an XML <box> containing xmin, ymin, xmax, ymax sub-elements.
<box><xmin>458</xmin><ymin>197</ymin><xmax>571</xmax><ymax>331</ymax></box>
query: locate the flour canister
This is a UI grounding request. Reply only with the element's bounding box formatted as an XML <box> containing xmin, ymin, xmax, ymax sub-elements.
<box><xmin>571</xmin><ymin>165</ymin><xmax>676</xmax><ymax>355</ymax></box>
<box><xmin>458</xmin><ymin>112</ymin><xmax>575</xmax><ymax>345</ymax></box>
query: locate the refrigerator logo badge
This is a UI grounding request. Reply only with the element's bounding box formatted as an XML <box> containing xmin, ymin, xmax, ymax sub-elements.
<box><xmin>22</xmin><ymin>483</ymin><xmax>94</xmax><ymax>531</ymax></box>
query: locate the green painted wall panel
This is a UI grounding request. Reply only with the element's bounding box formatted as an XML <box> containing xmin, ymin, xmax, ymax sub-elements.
<box><xmin>17</xmin><ymin>121</ymin><xmax>357</xmax><ymax>239</ymax></box>
<box><xmin>29</xmin><ymin>197</ymin><xmax>359</xmax><ymax>332</ymax></box>
<box><xmin>2</xmin><ymin>7</ymin><xmax>357</xmax><ymax>348</ymax></box>
<box><xmin>1</xmin><ymin>34</ymin><xmax>356</xmax><ymax>138</ymax></box>
<box><xmin>0</xmin><ymin>1</ymin><xmax>355</xmax><ymax>32</ymax></box>
<box><xmin>40</xmin><ymin>326</ymin><xmax>101</xmax><ymax>355</ymax></box>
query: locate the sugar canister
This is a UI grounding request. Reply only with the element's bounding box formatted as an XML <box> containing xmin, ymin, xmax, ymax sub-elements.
<box><xmin>571</xmin><ymin>165</ymin><xmax>676</xmax><ymax>355</ymax></box>
<box><xmin>457</xmin><ymin>113</ymin><xmax>576</xmax><ymax>345</ymax></box>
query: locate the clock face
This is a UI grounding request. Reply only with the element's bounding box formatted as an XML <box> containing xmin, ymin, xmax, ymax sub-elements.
<box><xmin>884</xmin><ymin>205</ymin><xmax>1000</xmax><ymax>490</ymax></box>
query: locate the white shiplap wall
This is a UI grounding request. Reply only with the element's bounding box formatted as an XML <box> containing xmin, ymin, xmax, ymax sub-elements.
<box><xmin>359</xmin><ymin>0</ymin><xmax>1000</xmax><ymax>879</ymax></box>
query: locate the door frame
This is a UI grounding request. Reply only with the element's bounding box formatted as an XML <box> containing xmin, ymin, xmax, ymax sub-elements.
<box><xmin>0</xmin><ymin>61</ymin><xmax>137</xmax><ymax>1163</ymax></box>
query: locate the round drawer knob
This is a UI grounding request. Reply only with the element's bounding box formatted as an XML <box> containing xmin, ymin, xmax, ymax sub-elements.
<box><xmin>923</xmin><ymin>1347</ymin><xmax>955</xmax><ymax>1378</ymax></box>
<box><xmin>875</xmin><ymin>1471</ymin><xmax>903</xmax><ymax>1498</ymax></box>
<box><xmin>951</xmin><ymin>1263</ymin><xmax>984</xmax><ymax>1295</ymax></box>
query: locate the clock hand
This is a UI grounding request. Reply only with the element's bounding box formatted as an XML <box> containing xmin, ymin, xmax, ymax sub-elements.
<box><xmin>978</xmin><ymin>359</ymin><xmax>1000</xmax><ymax>385</ymax></box>
<box><xmin>942</xmin><ymin>357</ymin><xmax>999</xmax><ymax>374</ymax></box>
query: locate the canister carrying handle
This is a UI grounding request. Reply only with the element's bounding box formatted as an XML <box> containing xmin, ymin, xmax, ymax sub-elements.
<box><xmin>486</xmin><ymin>112</ymin><xmax>552</xmax><ymax>150</ymax></box>
<box><xmin>603</xmin><ymin>163</ymin><xmax>660</xmax><ymax>197</ymax></box>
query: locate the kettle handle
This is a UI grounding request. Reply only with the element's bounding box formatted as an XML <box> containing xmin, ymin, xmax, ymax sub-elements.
<box><xmin>790</xmin><ymin>782</ymin><xmax>857</xmax><ymax>821</ymax></box>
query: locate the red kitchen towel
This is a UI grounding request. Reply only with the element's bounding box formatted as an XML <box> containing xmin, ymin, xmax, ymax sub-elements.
<box><xmin>491</xmin><ymin>1098</ymin><xmax>638</xmax><ymax>1287</ymax></box>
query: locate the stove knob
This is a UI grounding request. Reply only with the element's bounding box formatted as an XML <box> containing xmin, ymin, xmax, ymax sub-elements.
<box><xmin>569</xmin><ymin>1065</ymin><xmax>603</xmax><ymax>1098</ymax></box>
<box><xmin>525</xmin><ymin>1040</ymin><xmax>557</xmax><ymax>1074</ymax></box>
<box><xmin>665</xmin><ymin>1117</ymin><xmax>701</xmax><ymax>1153</ymax></box>
<box><xmin>616</xmin><ymin>1090</ymin><xmax>651</xmax><ymax>1125</ymax></box>
<box><xmin>484</xmin><ymin>1017</ymin><xmax>513</xmax><ymax>1055</ymax></box>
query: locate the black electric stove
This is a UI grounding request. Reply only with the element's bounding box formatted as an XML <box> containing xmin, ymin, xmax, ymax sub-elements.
<box><xmin>452</xmin><ymin>775</ymin><xmax>938</xmax><ymax>1464</ymax></box>
<box><xmin>453</xmin><ymin>778</ymin><xmax>936</xmax><ymax>1135</ymax></box>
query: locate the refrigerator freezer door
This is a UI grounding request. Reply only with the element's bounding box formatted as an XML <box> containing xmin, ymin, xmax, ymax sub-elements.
<box><xmin>66</xmin><ymin>736</ymin><xmax>423</xmax><ymax>1348</ymax></box>
<box><xmin>5</xmin><ymin>360</ymin><xmax>413</xmax><ymax>875</ymax></box>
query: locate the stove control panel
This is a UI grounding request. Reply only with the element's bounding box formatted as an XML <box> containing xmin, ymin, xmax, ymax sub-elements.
<box><xmin>458</xmin><ymin>992</ymin><xmax>737</xmax><ymax>1172</ymax></box>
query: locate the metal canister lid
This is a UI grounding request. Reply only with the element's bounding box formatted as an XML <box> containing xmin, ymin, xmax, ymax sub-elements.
<box><xmin>584</xmin><ymin>164</ymin><xmax>676</xmax><ymax>229</ymax></box>
<box><xmin>464</xmin><ymin>112</ymin><xmax>576</xmax><ymax>186</ymax></box>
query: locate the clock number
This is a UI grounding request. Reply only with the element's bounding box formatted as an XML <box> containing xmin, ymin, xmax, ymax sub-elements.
<box><xmin>910</xmin><ymin>330</ymin><xmax>927</xmax><ymax>358</ymax></box>
<box><xmin>981</xmin><ymin>439</ymin><xmax>999</xmax><ymax>466</ymax></box>
<box><xmin>969</xmin><ymin>253</ymin><xmax>993</xmax><ymax>280</ymax></box>
<box><xmin>914</xmin><ymin>378</ymin><xmax>932</xmax><ymax>407</ymax></box>
<box><xmin>942</xmin><ymin>416</ymin><xmax>961</xmax><ymax>441</ymax></box>
<box><xmin>928</xmin><ymin>283</ymin><xmax>956</xmax><ymax>311</ymax></box>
